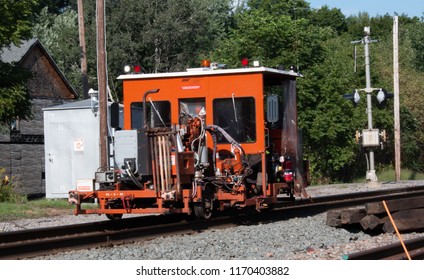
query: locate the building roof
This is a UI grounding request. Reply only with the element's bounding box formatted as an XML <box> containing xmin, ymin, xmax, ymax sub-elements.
<box><xmin>0</xmin><ymin>38</ymin><xmax>78</xmax><ymax>98</ymax></box>
<box><xmin>43</xmin><ymin>99</ymin><xmax>122</xmax><ymax>111</ymax></box>
<box><xmin>0</xmin><ymin>38</ymin><xmax>38</xmax><ymax>63</ymax></box>
<box><xmin>117</xmin><ymin>66</ymin><xmax>302</xmax><ymax>81</ymax></box>
<box><xmin>43</xmin><ymin>99</ymin><xmax>94</xmax><ymax>111</ymax></box>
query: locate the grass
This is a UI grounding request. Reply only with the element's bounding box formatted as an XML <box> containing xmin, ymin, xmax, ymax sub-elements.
<box><xmin>376</xmin><ymin>168</ymin><xmax>424</xmax><ymax>182</ymax></box>
<box><xmin>347</xmin><ymin>168</ymin><xmax>424</xmax><ymax>184</ymax></box>
<box><xmin>0</xmin><ymin>199</ymin><xmax>74</xmax><ymax>222</ymax></box>
<box><xmin>1</xmin><ymin>168</ymin><xmax>80</xmax><ymax>222</ymax></box>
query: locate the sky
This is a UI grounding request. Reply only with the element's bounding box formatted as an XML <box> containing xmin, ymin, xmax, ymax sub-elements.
<box><xmin>307</xmin><ymin>0</ymin><xmax>424</xmax><ymax>18</ymax></box>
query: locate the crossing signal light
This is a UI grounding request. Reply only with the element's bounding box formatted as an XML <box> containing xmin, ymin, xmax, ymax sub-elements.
<box><xmin>343</xmin><ymin>89</ymin><xmax>360</xmax><ymax>106</ymax></box>
<box><xmin>376</xmin><ymin>88</ymin><xmax>394</xmax><ymax>108</ymax></box>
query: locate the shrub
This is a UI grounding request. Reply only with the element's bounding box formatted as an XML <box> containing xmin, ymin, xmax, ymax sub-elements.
<box><xmin>0</xmin><ymin>169</ymin><xmax>27</xmax><ymax>203</ymax></box>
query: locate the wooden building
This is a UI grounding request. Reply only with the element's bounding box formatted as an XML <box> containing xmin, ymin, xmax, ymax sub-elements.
<box><xmin>0</xmin><ymin>38</ymin><xmax>78</xmax><ymax>196</ymax></box>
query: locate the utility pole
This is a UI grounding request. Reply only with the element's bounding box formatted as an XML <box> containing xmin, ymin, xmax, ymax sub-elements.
<box><xmin>393</xmin><ymin>16</ymin><xmax>401</xmax><ymax>181</ymax></box>
<box><xmin>77</xmin><ymin>0</ymin><xmax>89</xmax><ymax>99</ymax></box>
<box><xmin>96</xmin><ymin>0</ymin><xmax>108</xmax><ymax>170</ymax></box>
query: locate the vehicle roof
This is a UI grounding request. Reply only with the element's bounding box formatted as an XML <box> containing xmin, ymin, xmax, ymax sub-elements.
<box><xmin>117</xmin><ymin>66</ymin><xmax>302</xmax><ymax>80</ymax></box>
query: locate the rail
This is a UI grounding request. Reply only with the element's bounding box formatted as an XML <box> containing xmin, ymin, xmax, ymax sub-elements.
<box><xmin>343</xmin><ymin>236</ymin><xmax>424</xmax><ymax>260</ymax></box>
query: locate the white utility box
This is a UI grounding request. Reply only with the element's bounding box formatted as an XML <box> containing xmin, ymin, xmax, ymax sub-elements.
<box><xmin>43</xmin><ymin>99</ymin><xmax>122</xmax><ymax>198</ymax></box>
<box><xmin>362</xmin><ymin>129</ymin><xmax>380</xmax><ymax>148</ymax></box>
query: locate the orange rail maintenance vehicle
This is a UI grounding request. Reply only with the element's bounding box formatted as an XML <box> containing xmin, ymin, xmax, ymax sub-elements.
<box><xmin>69</xmin><ymin>61</ymin><xmax>310</xmax><ymax>219</ymax></box>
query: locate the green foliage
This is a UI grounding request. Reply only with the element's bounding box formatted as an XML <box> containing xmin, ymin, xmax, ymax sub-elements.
<box><xmin>105</xmin><ymin>0</ymin><xmax>231</xmax><ymax>73</ymax></box>
<box><xmin>397</xmin><ymin>107</ymin><xmax>423</xmax><ymax>170</ymax></box>
<box><xmin>0</xmin><ymin>169</ymin><xmax>27</xmax><ymax>203</ymax></box>
<box><xmin>297</xmin><ymin>34</ymin><xmax>365</xmax><ymax>182</ymax></box>
<box><xmin>309</xmin><ymin>5</ymin><xmax>347</xmax><ymax>34</ymax></box>
<box><xmin>0</xmin><ymin>1</ymin><xmax>37</xmax><ymax>129</ymax></box>
<box><xmin>368</xmin><ymin>25</ymin><xmax>424</xmax><ymax>173</ymax></box>
<box><xmin>346</xmin><ymin>13</ymin><xmax>419</xmax><ymax>39</ymax></box>
<box><xmin>34</xmin><ymin>0</ymin><xmax>232</xmax><ymax>98</ymax></box>
<box><xmin>212</xmin><ymin>9</ymin><xmax>329</xmax><ymax>70</ymax></box>
<box><xmin>0</xmin><ymin>0</ymin><xmax>38</xmax><ymax>48</ymax></box>
<box><xmin>32</xmin><ymin>7</ymin><xmax>82</xmax><ymax>96</ymax></box>
<box><xmin>35</xmin><ymin>0</ymin><xmax>71</xmax><ymax>14</ymax></box>
<box><xmin>409</xmin><ymin>21</ymin><xmax>424</xmax><ymax>72</ymax></box>
<box><xmin>247</xmin><ymin>0</ymin><xmax>311</xmax><ymax>18</ymax></box>
<box><xmin>0</xmin><ymin>63</ymin><xmax>32</xmax><ymax>127</ymax></box>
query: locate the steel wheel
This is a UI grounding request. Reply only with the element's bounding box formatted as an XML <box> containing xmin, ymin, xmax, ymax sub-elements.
<box><xmin>106</xmin><ymin>200</ymin><xmax>123</xmax><ymax>220</ymax></box>
<box><xmin>193</xmin><ymin>183</ymin><xmax>214</xmax><ymax>219</ymax></box>
<box><xmin>194</xmin><ymin>200</ymin><xmax>213</xmax><ymax>219</ymax></box>
<box><xmin>106</xmin><ymin>213</ymin><xmax>123</xmax><ymax>220</ymax></box>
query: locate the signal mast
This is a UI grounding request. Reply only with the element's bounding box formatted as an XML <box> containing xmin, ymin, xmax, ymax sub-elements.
<box><xmin>344</xmin><ymin>26</ymin><xmax>393</xmax><ymax>183</ymax></box>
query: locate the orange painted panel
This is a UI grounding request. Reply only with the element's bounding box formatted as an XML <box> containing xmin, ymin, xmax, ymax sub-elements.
<box><xmin>122</xmin><ymin>72</ymin><xmax>266</xmax><ymax>153</ymax></box>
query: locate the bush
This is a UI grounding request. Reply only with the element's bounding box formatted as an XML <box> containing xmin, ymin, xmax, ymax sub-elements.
<box><xmin>0</xmin><ymin>169</ymin><xmax>27</xmax><ymax>203</ymax></box>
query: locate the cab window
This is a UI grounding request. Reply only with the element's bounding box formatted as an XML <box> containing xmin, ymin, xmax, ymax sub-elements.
<box><xmin>213</xmin><ymin>97</ymin><xmax>256</xmax><ymax>143</ymax></box>
<box><xmin>179</xmin><ymin>98</ymin><xmax>206</xmax><ymax>125</ymax></box>
<box><xmin>131</xmin><ymin>101</ymin><xmax>171</xmax><ymax>129</ymax></box>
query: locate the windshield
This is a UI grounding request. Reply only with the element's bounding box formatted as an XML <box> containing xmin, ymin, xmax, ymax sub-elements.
<box><xmin>131</xmin><ymin>101</ymin><xmax>171</xmax><ymax>129</ymax></box>
<box><xmin>213</xmin><ymin>97</ymin><xmax>256</xmax><ymax>143</ymax></box>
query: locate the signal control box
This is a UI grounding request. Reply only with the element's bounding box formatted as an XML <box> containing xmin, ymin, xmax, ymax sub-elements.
<box><xmin>362</xmin><ymin>129</ymin><xmax>380</xmax><ymax>147</ymax></box>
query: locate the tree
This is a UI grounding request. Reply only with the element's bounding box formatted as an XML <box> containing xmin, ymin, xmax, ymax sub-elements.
<box><xmin>309</xmin><ymin>5</ymin><xmax>347</xmax><ymax>34</ymax></box>
<box><xmin>33</xmin><ymin>7</ymin><xmax>82</xmax><ymax>95</ymax></box>
<box><xmin>212</xmin><ymin>9</ymin><xmax>328</xmax><ymax>70</ymax></box>
<box><xmin>0</xmin><ymin>0</ymin><xmax>38</xmax><ymax>48</ymax></box>
<box><xmin>346</xmin><ymin>13</ymin><xmax>418</xmax><ymax>39</ymax></box>
<box><xmin>35</xmin><ymin>0</ymin><xmax>71</xmax><ymax>14</ymax></box>
<box><xmin>100</xmin><ymin>0</ymin><xmax>231</xmax><ymax>73</ymax></box>
<box><xmin>34</xmin><ymin>0</ymin><xmax>232</xmax><ymax>99</ymax></box>
<box><xmin>409</xmin><ymin>21</ymin><xmax>424</xmax><ymax>72</ymax></box>
<box><xmin>247</xmin><ymin>0</ymin><xmax>311</xmax><ymax>18</ymax></box>
<box><xmin>0</xmin><ymin>0</ymin><xmax>39</xmax><ymax>127</ymax></box>
<box><xmin>0</xmin><ymin>64</ymin><xmax>32</xmax><ymax>130</ymax></box>
<box><xmin>297</xmin><ymin>34</ymin><xmax>365</xmax><ymax>182</ymax></box>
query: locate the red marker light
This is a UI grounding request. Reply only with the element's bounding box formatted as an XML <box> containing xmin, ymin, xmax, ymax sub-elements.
<box><xmin>134</xmin><ymin>65</ymin><xmax>141</xmax><ymax>73</ymax></box>
<box><xmin>241</xmin><ymin>57</ymin><xmax>249</xmax><ymax>67</ymax></box>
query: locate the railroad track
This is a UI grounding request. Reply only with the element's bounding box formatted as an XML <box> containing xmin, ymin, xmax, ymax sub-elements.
<box><xmin>343</xmin><ymin>235</ymin><xmax>424</xmax><ymax>260</ymax></box>
<box><xmin>2</xmin><ymin>184</ymin><xmax>424</xmax><ymax>260</ymax></box>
